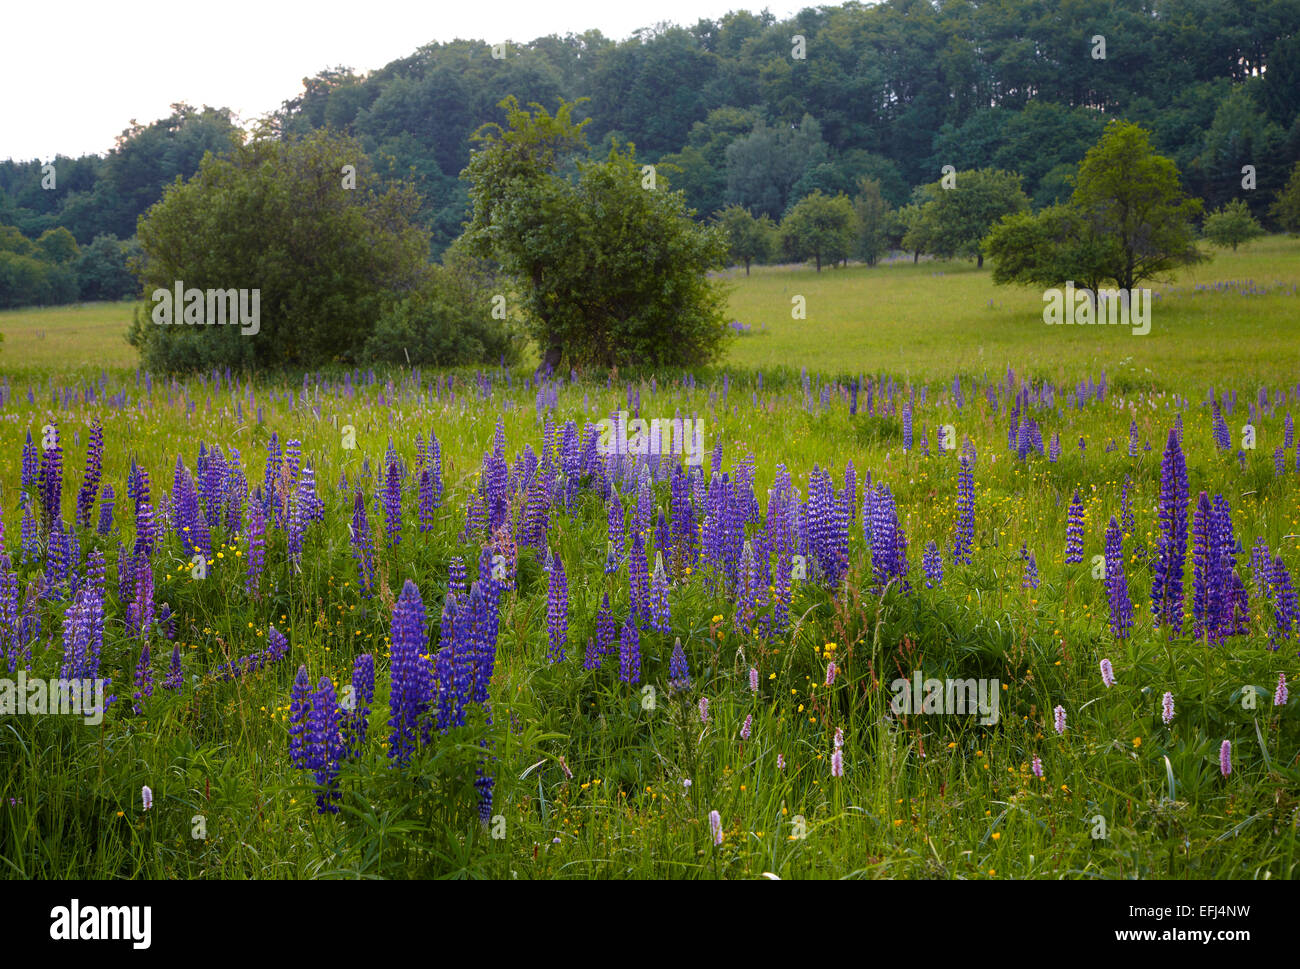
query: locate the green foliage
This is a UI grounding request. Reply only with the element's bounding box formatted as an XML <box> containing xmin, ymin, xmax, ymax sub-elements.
<box><xmin>0</xmin><ymin>223</ymin><xmax>80</xmax><ymax>308</ymax></box>
<box><xmin>714</xmin><ymin>204</ymin><xmax>774</xmax><ymax>274</ymax></box>
<box><xmin>463</xmin><ymin>97</ymin><xmax>731</xmax><ymax>369</ymax></box>
<box><xmin>1202</xmin><ymin>199</ymin><xmax>1265</xmax><ymax>252</ymax></box>
<box><xmin>905</xmin><ymin>169</ymin><xmax>1029</xmax><ymax>268</ymax></box>
<box><xmin>129</xmin><ymin>128</ymin><xmax>432</xmax><ymax>372</ymax></box>
<box><xmin>987</xmin><ymin>121</ymin><xmax>1206</xmax><ymax>292</ymax></box>
<box><xmin>75</xmin><ymin>235</ymin><xmax>141</xmax><ymax>302</ymax></box>
<box><xmin>779</xmin><ymin>190</ymin><xmax>856</xmax><ymax>271</ymax></box>
<box><xmin>724</xmin><ymin>115</ymin><xmax>829</xmax><ymax>221</ymax></box>
<box><xmin>851</xmin><ymin>176</ymin><xmax>892</xmax><ymax>267</ymax></box>
<box><xmin>1272</xmin><ymin>161</ymin><xmax>1300</xmax><ymax>233</ymax></box>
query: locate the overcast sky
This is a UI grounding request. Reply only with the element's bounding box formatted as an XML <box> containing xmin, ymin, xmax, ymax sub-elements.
<box><xmin>1</xmin><ymin>0</ymin><xmax>802</xmax><ymax>162</ymax></box>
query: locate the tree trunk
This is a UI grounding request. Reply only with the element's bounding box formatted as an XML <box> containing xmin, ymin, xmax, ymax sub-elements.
<box><xmin>745</xmin><ymin>259</ymin><xmax>751</xmax><ymax>276</ymax></box>
<box><xmin>977</xmin><ymin>253</ymin><xmax>984</xmax><ymax>269</ymax></box>
<box><xmin>537</xmin><ymin>344</ymin><xmax>561</xmax><ymax>378</ymax></box>
<box><xmin>815</xmin><ymin>254</ymin><xmax>822</xmax><ymax>272</ymax></box>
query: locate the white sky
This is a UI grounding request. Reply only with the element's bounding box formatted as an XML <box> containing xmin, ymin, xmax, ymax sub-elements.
<box><xmin>1</xmin><ymin>0</ymin><xmax>801</xmax><ymax>162</ymax></box>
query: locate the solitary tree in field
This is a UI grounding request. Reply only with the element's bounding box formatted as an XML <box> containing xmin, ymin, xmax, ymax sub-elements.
<box><xmin>779</xmin><ymin>191</ymin><xmax>855</xmax><ymax>271</ymax></box>
<box><xmin>985</xmin><ymin>120</ymin><xmax>1204</xmax><ymax>293</ymax></box>
<box><xmin>715</xmin><ymin>204</ymin><xmax>773</xmax><ymax>275</ymax></box>
<box><xmin>1203</xmin><ymin>199</ymin><xmax>1265</xmax><ymax>251</ymax></box>
<box><xmin>1272</xmin><ymin>161</ymin><xmax>1300</xmax><ymax>233</ymax></box>
<box><xmin>462</xmin><ymin>97</ymin><xmax>730</xmax><ymax>369</ymax></box>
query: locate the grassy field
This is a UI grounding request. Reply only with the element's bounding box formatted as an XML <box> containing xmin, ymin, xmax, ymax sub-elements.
<box><xmin>1</xmin><ymin>238</ymin><xmax>1298</xmax><ymax>879</ymax></box>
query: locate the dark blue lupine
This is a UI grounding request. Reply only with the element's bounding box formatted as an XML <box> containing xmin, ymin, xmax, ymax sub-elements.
<box><xmin>1151</xmin><ymin>428</ymin><xmax>1189</xmax><ymax>634</ymax></box>
<box><xmin>618</xmin><ymin>614</ymin><xmax>640</xmax><ymax>685</ymax></box>
<box><xmin>163</xmin><ymin>641</ymin><xmax>182</xmax><ymax>691</ymax></box>
<box><xmin>383</xmin><ymin>459</ymin><xmax>402</xmax><ymax>546</ymax></box>
<box><xmin>75</xmin><ymin>420</ymin><xmax>104</xmax><ymax>529</ymax></box>
<box><xmin>1212</xmin><ymin>401</ymin><xmax>1230</xmax><ymax>451</ymax></box>
<box><xmin>97</xmin><ymin>484</ymin><xmax>115</xmax><ymax>536</ymax></box>
<box><xmin>922</xmin><ymin>540</ymin><xmax>943</xmax><ymax>588</ymax></box>
<box><xmin>1022</xmin><ymin>549</ymin><xmax>1040</xmax><ymax>589</ymax></box>
<box><xmin>342</xmin><ymin>653</ymin><xmax>375</xmax><ymax>759</ymax></box>
<box><xmin>1106</xmin><ymin>516</ymin><xmax>1133</xmax><ymax>639</ymax></box>
<box><xmin>1065</xmin><ymin>489</ymin><xmax>1085</xmax><ymax>564</ymax></box>
<box><xmin>1120</xmin><ymin>476</ymin><xmax>1135</xmax><ymax>534</ymax></box>
<box><xmin>418</xmin><ymin>468</ymin><xmax>435</xmax><ymax>532</ymax></box>
<box><xmin>288</xmin><ymin>666</ymin><xmax>312</xmax><ymax>768</ymax></box>
<box><xmin>1270</xmin><ymin>555</ymin><xmax>1297</xmax><ymax>649</ymax></box>
<box><xmin>388</xmin><ymin>580</ymin><xmax>430</xmax><ymax>764</ymax></box>
<box><xmin>350</xmin><ymin>490</ymin><xmax>374</xmax><ymax>596</ymax></box>
<box><xmin>668</xmin><ymin>636</ymin><xmax>690</xmax><ymax>692</ymax></box>
<box><xmin>628</xmin><ymin>531</ymin><xmax>650</xmax><ymax>625</ymax></box>
<box><xmin>546</xmin><ymin>550</ymin><xmax>568</xmax><ymax>662</ymax></box>
<box><xmin>953</xmin><ymin>457</ymin><xmax>974</xmax><ymax>565</ymax></box>
<box><xmin>649</xmin><ymin>551</ymin><xmax>671</xmax><ymax>634</ymax></box>
<box><xmin>306</xmin><ymin>676</ymin><xmax>343</xmax><ymax>813</ymax></box>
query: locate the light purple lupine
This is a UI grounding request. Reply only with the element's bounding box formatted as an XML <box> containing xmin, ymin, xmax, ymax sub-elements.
<box><xmin>831</xmin><ymin>747</ymin><xmax>844</xmax><ymax>777</ymax></box>
<box><xmin>1219</xmin><ymin>739</ymin><xmax>1232</xmax><ymax>776</ymax></box>
<box><xmin>1162</xmin><ymin>691</ymin><xmax>1175</xmax><ymax>725</ymax></box>
<box><xmin>1032</xmin><ymin>756</ymin><xmax>1043</xmax><ymax>779</ymax></box>
<box><xmin>1100</xmin><ymin>658</ymin><xmax>1115</xmax><ymax>688</ymax></box>
<box><xmin>1275</xmin><ymin>673</ymin><xmax>1288</xmax><ymax>707</ymax></box>
<box><xmin>1053</xmin><ymin>705</ymin><xmax>1066</xmax><ymax>734</ymax></box>
<box><xmin>698</xmin><ymin>696</ymin><xmax>709</xmax><ymax>723</ymax></box>
<box><xmin>777</xmin><ymin>753</ymin><xmax>785</xmax><ymax>770</ymax></box>
<box><xmin>825</xmin><ymin>661</ymin><xmax>837</xmax><ymax>686</ymax></box>
<box><xmin>709</xmin><ymin>809</ymin><xmax>723</xmax><ymax>845</ymax></box>
<box><xmin>741</xmin><ymin>713</ymin><xmax>752</xmax><ymax>741</ymax></box>
<box><xmin>749</xmin><ymin>667</ymin><xmax>759</xmax><ymax>694</ymax></box>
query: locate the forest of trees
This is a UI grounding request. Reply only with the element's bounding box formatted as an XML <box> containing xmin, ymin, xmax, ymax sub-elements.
<box><xmin>2</xmin><ymin>0</ymin><xmax>1299</xmax><ymax>309</ymax></box>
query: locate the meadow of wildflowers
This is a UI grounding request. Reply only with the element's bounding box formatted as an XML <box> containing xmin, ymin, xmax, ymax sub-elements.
<box><xmin>0</xmin><ymin>355</ymin><xmax>1297</xmax><ymax>880</ymax></box>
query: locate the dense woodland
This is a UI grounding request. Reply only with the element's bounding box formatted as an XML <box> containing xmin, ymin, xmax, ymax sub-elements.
<box><xmin>2</xmin><ymin>0</ymin><xmax>1299</xmax><ymax>309</ymax></box>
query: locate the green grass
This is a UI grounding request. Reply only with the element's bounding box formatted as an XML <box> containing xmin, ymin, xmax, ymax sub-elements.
<box><xmin>723</xmin><ymin>236</ymin><xmax>1300</xmax><ymax>390</ymax></box>
<box><xmin>1</xmin><ymin>238</ymin><xmax>1299</xmax><ymax>879</ymax></box>
<box><xmin>0</xmin><ymin>300</ymin><xmax>138</xmax><ymax>377</ymax></box>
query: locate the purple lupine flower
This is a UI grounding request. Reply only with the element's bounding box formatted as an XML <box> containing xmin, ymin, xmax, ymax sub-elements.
<box><xmin>546</xmin><ymin>550</ymin><xmax>568</xmax><ymax>663</ymax></box>
<box><xmin>734</xmin><ymin>540</ymin><xmax>760</xmax><ymax>636</ymax></box>
<box><xmin>75</xmin><ymin>420</ymin><xmax>104</xmax><ymax>529</ymax></box>
<box><xmin>922</xmin><ymin>540</ymin><xmax>943</xmax><ymax>588</ymax></box>
<box><xmin>649</xmin><ymin>552</ymin><xmax>671</xmax><ymax>634</ymax></box>
<box><xmin>628</xmin><ymin>531</ymin><xmax>650</xmax><ymax>625</ymax></box>
<box><xmin>1212</xmin><ymin>401</ymin><xmax>1230</xmax><ymax>451</ymax></box>
<box><xmin>953</xmin><ymin>458</ymin><xmax>974</xmax><ymax>565</ymax></box>
<box><xmin>418</xmin><ymin>469</ymin><xmax>435</xmax><ymax>533</ymax></box>
<box><xmin>1105</xmin><ymin>516</ymin><xmax>1133</xmax><ymax>639</ymax></box>
<box><xmin>1274</xmin><ymin>673</ymin><xmax>1288</xmax><ymax>707</ymax></box>
<box><xmin>668</xmin><ymin>636</ymin><xmax>690</xmax><ymax>692</ymax></box>
<box><xmin>286</xmin><ymin>667</ymin><xmax>309</xmax><ymax>763</ymax></box>
<box><xmin>825</xmin><ymin>661</ymin><xmax>837</xmax><ymax>686</ymax></box>
<box><xmin>388</xmin><ymin>580</ymin><xmax>430</xmax><ymax>764</ymax></box>
<box><xmin>1151</xmin><ymin>429</ymin><xmax>1189</xmax><ymax>634</ymax></box>
<box><xmin>749</xmin><ymin>667</ymin><xmax>759</xmax><ymax>694</ymax></box>
<box><xmin>448</xmin><ymin>555</ymin><xmax>467</xmax><ymax>601</ymax></box>
<box><xmin>777</xmin><ymin>753</ymin><xmax>785</xmax><ymax>770</ymax></box>
<box><xmin>36</xmin><ymin>424</ymin><xmax>63</xmax><ymax>526</ymax></box>
<box><xmin>97</xmin><ymin>484</ymin><xmax>115</xmax><ymax>536</ymax></box>
<box><xmin>698</xmin><ymin>696</ymin><xmax>709</xmax><ymax>723</ymax></box>
<box><xmin>1120</xmin><ymin>476</ymin><xmax>1135</xmax><ymax>535</ymax></box>
<box><xmin>831</xmin><ymin>747</ymin><xmax>844</xmax><ymax>777</ymax></box>
<box><xmin>709</xmin><ymin>809</ymin><xmax>723</xmax><ymax>845</ymax></box>
<box><xmin>1100</xmin><ymin>658</ymin><xmax>1115</xmax><ymax>687</ymax></box>
<box><xmin>20</xmin><ymin>430</ymin><xmax>37</xmax><ymax>497</ymax></box>
<box><xmin>163</xmin><ymin>642</ymin><xmax>182</xmax><ymax>691</ymax></box>
<box><xmin>1065</xmin><ymin>489</ymin><xmax>1085</xmax><ymax>564</ymax></box>
<box><xmin>1053</xmin><ymin>705</ymin><xmax>1066</xmax><ymax>734</ymax></box>
<box><xmin>618</xmin><ymin>614</ymin><xmax>640</xmax><ymax>685</ymax></box>
<box><xmin>1162</xmin><ymin>691</ymin><xmax>1175</xmax><ymax>724</ymax></box>
<box><xmin>1271</xmin><ymin>556</ymin><xmax>1297</xmax><ymax>647</ymax></box>
<box><xmin>141</xmin><ymin>786</ymin><xmax>153</xmax><ymax>811</ymax></box>
<box><xmin>1022</xmin><ymin>550</ymin><xmax>1039</xmax><ymax>590</ymax></box>
<box><xmin>1219</xmin><ymin>739</ymin><xmax>1232</xmax><ymax>776</ymax></box>
<box><xmin>305</xmin><ymin>676</ymin><xmax>343</xmax><ymax>813</ymax></box>
<box><xmin>342</xmin><ymin>653</ymin><xmax>375</xmax><ymax>759</ymax></box>
<box><xmin>1250</xmin><ymin>537</ymin><xmax>1273</xmax><ymax>598</ymax></box>
<box><xmin>583</xmin><ymin>637</ymin><xmax>600</xmax><ymax>670</ymax></box>
<box><xmin>383</xmin><ymin>459</ymin><xmax>402</xmax><ymax>546</ymax></box>
<box><xmin>740</xmin><ymin>713</ymin><xmax>753</xmax><ymax>741</ymax></box>
<box><xmin>427</xmin><ymin>432</ymin><xmax>443</xmax><ymax>508</ymax></box>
